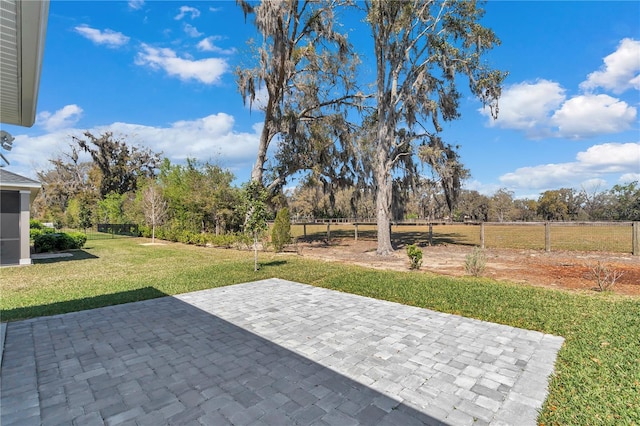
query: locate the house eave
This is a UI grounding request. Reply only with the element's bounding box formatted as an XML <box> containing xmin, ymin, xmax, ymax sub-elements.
<box><xmin>0</xmin><ymin>0</ymin><xmax>50</xmax><ymax>127</ymax></box>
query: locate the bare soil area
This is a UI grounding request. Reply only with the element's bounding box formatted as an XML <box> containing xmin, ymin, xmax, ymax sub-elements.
<box><xmin>296</xmin><ymin>238</ymin><xmax>640</xmax><ymax>297</ymax></box>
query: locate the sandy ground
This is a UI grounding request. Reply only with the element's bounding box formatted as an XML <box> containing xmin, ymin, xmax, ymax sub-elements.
<box><xmin>295</xmin><ymin>238</ymin><xmax>640</xmax><ymax>297</ymax></box>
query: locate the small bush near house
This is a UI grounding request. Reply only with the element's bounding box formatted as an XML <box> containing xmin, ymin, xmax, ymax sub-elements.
<box><xmin>406</xmin><ymin>244</ymin><xmax>423</xmax><ymax>269</ymax></box>
<box><xmin>34</xmin><ymin>232</ymin><xmax>87</xmax><ymax>253</ymax></box>
<box><xmin>30</xmin><ymin>220</ymin><xmax>54</xmax><ymax>240</ymax></box>
<box><xmin>465</xmin><ymin>247</ymin><xmax>487</xmax><ymax>277</ymax></box>
<box><xmin>271</xmin><ymin>208</ymin><xmax>292</xmax><ymax>252</ymax></box>
<box><xmin>30</xmin><ymin>219</ymin><xmax>45</xmax><ymax>229</ymax></box>
<box><xmin>30</xmin><ymin>227</ymin><xmax>55</xmax><ymax>240</ymax></box>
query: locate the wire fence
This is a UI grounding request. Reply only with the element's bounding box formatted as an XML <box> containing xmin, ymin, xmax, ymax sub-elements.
<box><xmin>291</xmin><ymin>221</ymin><xmax>640</xmax><ymax>255</ymax></box>
<box><xmin>61</xmin><ymin>224</ymin><xmax>140</xmax><ymax>241</ymax></box>
<box><xmin>61</xmin><ymin>221</ymin><xmax>639</xmax><ymax>255</ymax></box>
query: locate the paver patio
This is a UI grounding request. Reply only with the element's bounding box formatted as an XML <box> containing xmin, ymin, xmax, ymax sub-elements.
<box><xmin>1</xmin><ymin>278</ymin><xmax>564</xmax><ymax>425</ymax></box>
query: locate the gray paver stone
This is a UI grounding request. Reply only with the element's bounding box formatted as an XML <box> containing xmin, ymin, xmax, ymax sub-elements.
<box><xmin>0</xmin><ymin>279</ymin><xmax>563</xmax><ymax>426</ymax></box>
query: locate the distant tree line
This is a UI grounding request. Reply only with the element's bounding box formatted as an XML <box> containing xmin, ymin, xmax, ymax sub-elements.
<box><xmin>286</xmin><ymin>178</ymin><xmax>640</xmax><ymax>222</ymax></box>
<box><xmin>33</xmin><ymin>131</ymin><xmax>638</xmax><ymax>245</ymax></box>
<box><xmin>32</xmin><ymin>132</ymin><xmax>253</xmax><ymax>238</ymax></box>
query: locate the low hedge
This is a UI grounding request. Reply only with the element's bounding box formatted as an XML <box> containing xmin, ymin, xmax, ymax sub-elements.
<box><xmin>34</xmin><ymin>232</ymin><xmax>87</xmax><ymax>253</ymax></box>
<box><xmin>138</xmin><ymin>225</ymin><xmax>251</xmax><ymax>249</ymax></box>
<box><xmin>30</xmin><ymin>227</ymin><xmax>55</xmax><ymax>240</ymax></box>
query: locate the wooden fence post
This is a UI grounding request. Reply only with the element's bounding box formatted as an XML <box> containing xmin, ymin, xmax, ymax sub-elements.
<box><xmin>545</xmin><ymin>222</ymin><xmax>551</xmax><ymax>252</ymax></box>
<box><xmin>633</xmin><ymin>222</ymin><xmax>639</xmax><ymax>256</ymax></box>
<box><xmin>326</xmin><ymin>223</ymin><xmax>331</xmax><ymax>241</ymax></box>
<box><xmin>354</xmin><ymin>223</ymin><xmax>358</xmax><ymax>241</ymax></box>
<box><xmin>303</xmin><ymin>224</ymin><xmax>306</xmax><ymax>238</ymax></box>
<box><xmin>428</xmin><ymin>223</ymin><xmax>433</xmax><ymax>246</ymax></box>
<box><xmin>480</xmin><ymin>222</ymin><xmax>485</xmax><ymax>249</ymax></box>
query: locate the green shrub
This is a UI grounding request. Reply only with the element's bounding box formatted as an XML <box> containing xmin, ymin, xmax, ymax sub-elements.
<box><xmin>34</xmin><ymin>233</ymin><xmax>58</xmax><ymax>253</ymax></box>
<box><xmin>271</xmin><ymin>207</ymin><xmax>292</xmax><ymax>252</ymax></box>
<box><xmin>233</xmin><ymin>232</ymin><xmax>253</xmax><ymax>249</ymax></box>
<box><xmin>30</xmin><ymin>219</ymin><xmax>45</xmax><ymax>229</ymax></box>
<box><xmin>30</xmin><ymin>225</ymin><xmax>55</xmax><ymax>240</ymax></box>
<box><xmin>139</xmin><ymin>225</ymin><xmax>152</xmax><ymax>238</ymax></box>
<box><xmin>406</xmin><ymin>244</ymin><xmax>423</xmax><ymax>269</ymax></box>
<box><xmin>208</xmin><ymin>234</ymin><xmax>237</xmax><ymax>248</ymax></box>
<box><xmin>191</xmin><ymin>232</ymin><xmax>207</xmax><ymax>246</ymax></box>
<box><xmin>68</xmin><ymin>232</ymin><xmax>87</xmax><ymax>249</ymax></box>
<box><xmin>34</xmin><ymin>232</ymin><xmax>87</xmax><ymax>253</ymax></box>
<box><xmin>465</xmin><ymin>247</ymin><xmax>487</xmax><ymax>277</ymax></box>
<box><xmin>30</xmin><ymin>220</ymin><xmax>55</xmax><ymax>240</ymax></box>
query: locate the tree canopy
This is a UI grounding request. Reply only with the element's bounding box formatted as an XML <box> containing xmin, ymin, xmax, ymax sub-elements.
<box><xmin>74</xmin><ymin>131</ymin><xmax>161</xmax><ymax>198</ymax></box>
<box><xmin>236</xmin><ymin>0</ymin><xmax>363</xmax><ymax>191</ymax></box>
<box><xmin>236</xmin><ymin>0</ymin><xmax>506</xmax><ymax>254</ymax></box>
<box><xmin>365</xmin><ymin>0</ymin><xmax>506</xmax><ymax>254</ymax></box>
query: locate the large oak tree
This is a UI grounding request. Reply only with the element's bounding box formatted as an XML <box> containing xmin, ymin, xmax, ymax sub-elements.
<box><xmin>366</xmin><ymin>0</ymin><xmax>505</xmax><ymax>254</ymax></box>
<box><xmin>74</xmin><ymin>131</ymin><xmax>161</xmax><ymax>198</ymax></box>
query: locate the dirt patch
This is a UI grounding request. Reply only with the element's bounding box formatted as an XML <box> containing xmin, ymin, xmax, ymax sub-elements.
<box><xmin>296</xmin><ymin>238</ymin><xmax>640</xmax><ymax>297</ymax></box>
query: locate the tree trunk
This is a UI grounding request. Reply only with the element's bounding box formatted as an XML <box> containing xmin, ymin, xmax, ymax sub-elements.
<box><xmin>251</xmin><ymin>136</ymin><xmax>267</xmax><ymax>183</ymax></box>
<box><xmin>375</xmin><ymin>150</ymin><xmax>394</xmax><ymax>255</ymax></box>
<box><xmin>251</xmin><ymin>98</ymin><xmax>275</xmax><ymax>184</ymax></box>
<box><xmin>152</xmin><ymin>224</ymin><xmax>155</xmax><ymax>244</ymax></box>
<box><xmin>253</xmin><ymin>232</ymin><xmax>259</xmax><ymax>271</ymax></box>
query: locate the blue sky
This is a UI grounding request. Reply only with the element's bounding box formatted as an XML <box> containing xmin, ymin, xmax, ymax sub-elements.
<box><xmin>2</xmin><ymin>0</ymin><xmax>639</xmax><ymax>199</ymax></box>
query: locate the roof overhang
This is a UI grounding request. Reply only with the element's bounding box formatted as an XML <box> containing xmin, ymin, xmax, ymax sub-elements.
<box><xmin>0</xmin><ymin>169</ymin><xmax>41</xmax><ymax>203</ymax></box>
<box><xmin>0</xmin><ymin>0</ymin><xmax>49</xmax><ymax>127</ymax></box>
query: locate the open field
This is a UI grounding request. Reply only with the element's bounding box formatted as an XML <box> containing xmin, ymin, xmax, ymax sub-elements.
<box><xmin>2</xmin><ymin>238</ymin><xmax>639</xmax><ymax>425</ymax></box>
<box><xmin>292</xmin><ymin>222</ymin><xmax>636</xmax><ymax>253</ymax></box>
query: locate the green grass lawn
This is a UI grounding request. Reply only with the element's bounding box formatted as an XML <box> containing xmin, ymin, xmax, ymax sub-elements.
<box><xmin>2</xmin><ymin>238</ymin><xmax>638</xmax><ymax>425</ymax></box>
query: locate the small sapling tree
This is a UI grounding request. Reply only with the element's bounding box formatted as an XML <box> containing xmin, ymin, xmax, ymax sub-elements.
<box><xmin>142</xmin><ymin>183</ymin><xmax>168</xmax><ymax>244</ymax></box>
<box><xmin>78</xmin><ymin>199</ymin><xmax>93</xmax><ymax>233</ymax></box>
<box><xmin>465</xmin><ymin>247</ymin><xmax>487</xmax><ymax>277</ymax></box>
<box><xmin>242</xmin><ymin>181</ymin><xmax>269</xmax><ymax>271</ymax></box>
<box><xmin>588</xmin><ymin>261</ymin><xmax>624</xmax><ymax>292</ymax></box>
<box><xmin>406</xmin><ymin>244</ymin><xmax>423</xmax><ymax>270</ymax></box>
<box><xmin>271</xmin><ymin>207</ymin><xmax>292</xmax><ymax>253</ymax></box>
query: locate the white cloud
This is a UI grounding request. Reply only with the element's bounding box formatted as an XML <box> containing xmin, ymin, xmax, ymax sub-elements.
<box><xmin>135</xmin><ymin>44</ymin><xmax>228</xmax><ymax>85</ymax></box>
<box><xmin>551</xmin><ymin>94</ymin><xmax>637</xmax><ymax>139</ymax></box>
<box><xmin>36</xmin><ymin>105</ymin><xmax>83</xmax><ymax>132</ymax></box>
<box><xmin>7</xmin><ymin>131</ymin><xmax>84</xmax><ymax>179</ymax></box>
<box><xmin>98</xmin><ymin>114</ymin><xmax>260</xmax><ymax>164</ymax></box>
<box><xmin>183</xmin><ymin>24</ymin><xmax>203</xmax><ymax>38</ymax></box>
<box><xmin>579</xmin><ymin>178</ymin><xmax>608</xmax><ymax>192</ymax></box>
<box><xmin>619</xmin><ymin>173</ymin><xmax>640</xmax><ymax>183</ymax></box>
<box><xmin>499</xmin><ymin>142</ymin><xmax>640</xmax><ymax>191</ymax></box>
<box><xmin>128</xmin><ymin>0</ymin><xmax>144</xmax><ymax>10</ymax></box>
<box><xmin>580</xmin><ymin>38</ymin><xmax>640</xmax><ymax>94</ymax></box>
<box><xmin>482</xmin><ymin>79</ymin><xmax>565</xmax><ymax>135</ymax></box>
<box><xmin>175</xmin><ymin>6</ymin><xmax>200</xmax><ymax>20</ymax></box>
<box><xmin>6</xmin><ymin>113</ymin><xmax>261</xmax><ymax>181</ymax></box>
<box><xmin>462</xmin><ymin>180</ymin><xmax>500</xmax><ymax>196</ymax></box>
<box><xmin>197</xmin><ymin>36</ymin><xmax>236</xmax><ymax>55</ymax></box>
<box><xmin>500</xmin><ymin>163</ymin><xmax>578</xmax><ymax>190</ymax></box>
<box><xmin>482</xmin><ymin>80</ymin><xmax>637</xmax><ymax>139</ymax></box>
<box><xmin>575</xmin><ymin>142</ymin><xmax>640</xmax><ymax>172</ymax></box>
<box><xmin>74</xmin><ymin>25</ymin><xmax>130</xmax><ymax>48</ymax></box>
